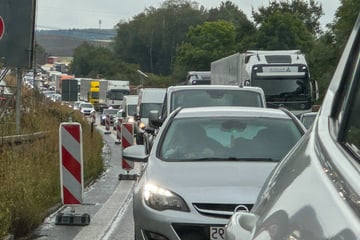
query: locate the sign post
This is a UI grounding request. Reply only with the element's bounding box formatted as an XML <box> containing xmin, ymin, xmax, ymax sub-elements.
<box><xmin>56</xmin><ymin>122</ymin><xmax>90</xmax><ymax>225</ymax></box>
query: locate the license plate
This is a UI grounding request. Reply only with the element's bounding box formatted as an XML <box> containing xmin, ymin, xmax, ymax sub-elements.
<box><xmin>210</xmin><ymin>226</ymin><xmax>225</xmax><ymax>240</ymax></box>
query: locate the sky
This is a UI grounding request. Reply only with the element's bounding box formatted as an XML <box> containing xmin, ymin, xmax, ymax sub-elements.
<box><xmin>36</xmin><ymin>0</ymin><xmax>341</xmax><ymax>30</ymax></box>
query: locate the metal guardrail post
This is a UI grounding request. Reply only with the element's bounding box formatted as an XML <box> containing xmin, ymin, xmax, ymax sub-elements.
<box><xmin>15</xmin><ymin>68</ymin><xmax>22</xmax><ymax>134</ymax></box>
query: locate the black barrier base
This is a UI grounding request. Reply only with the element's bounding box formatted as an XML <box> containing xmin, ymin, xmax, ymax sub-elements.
<box><xmin>104</xmin><ymin>131</ymin><xmax>111</xmax><ymax>135</ymax></box>
<box><xmin>55</xmin><ymin>212</ymin><xmax>90</xmax><ymax>226</ymax></box>
<box><xmin>115</xmin><ymin>140</ymin><xmax>121</xmax><ymax>145</ymax></box>
<box><xmin>119</xmin><ymin>172</ymin><xmax>138</xmax><ymax>181</ymax></box>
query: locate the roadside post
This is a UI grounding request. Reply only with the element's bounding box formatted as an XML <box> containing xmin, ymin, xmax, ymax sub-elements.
<box><xmin>104</xmin><ymin>114</ymin><xmax>111</xmax><ymax>134</ymax></box>
<box><xmin>90</xmin><ymin>110</ymin><xmax>96</xmax><ymax>136</ymax></box>
<box><xmin>115</xmin><ymin>118</ymin><xmax>122</xmax><ymax>145</ymax></box>
<box><xmin>56</xmin><ymin>122</ymin><xmax>90</xmax><ymax>225</ymax></box>
<box><xmin>119</xmin><ymin>122</ymin><xmax>137</xmax><ymax>180</ymax></box>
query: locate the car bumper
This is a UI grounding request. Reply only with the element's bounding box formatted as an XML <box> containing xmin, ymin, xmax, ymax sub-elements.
<box><xmin>134</xmin><ymin>197</ymin><xmax>229</xmax><ymax>240</ymax></box>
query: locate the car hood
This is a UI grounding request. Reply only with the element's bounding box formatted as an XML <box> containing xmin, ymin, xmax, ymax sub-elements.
<box><xmin>144</xmin><ymin>160</ymin><xmax>276</xmax><ymax>204</ymax></box>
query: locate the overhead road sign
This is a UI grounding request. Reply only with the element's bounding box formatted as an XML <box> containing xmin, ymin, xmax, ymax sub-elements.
<box><xmin>0</xmin><ymin>0</ymin><xmax>36</xmax><ymax>68</ymax></box>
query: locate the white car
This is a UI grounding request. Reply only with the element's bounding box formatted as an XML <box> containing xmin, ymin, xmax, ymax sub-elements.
<box><xmin>79</xmin><ymin>102</ymin><xmax>95</xmax><ymax>117</ymax></box>
<box><xmin>123</xmin><ymin>106</ymin><xmax>305</xmax><ymax>240</ymax></box>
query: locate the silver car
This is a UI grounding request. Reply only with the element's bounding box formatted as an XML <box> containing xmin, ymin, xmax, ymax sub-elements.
<box><xmin>123</xmin><ymin>106</ymin><xmax>305</xmax><ymax>240</ymax></box>
<box><xmin>224</xmin><ymin>14</ymin><xmax>360</xmax><ymax>240</ymax></box>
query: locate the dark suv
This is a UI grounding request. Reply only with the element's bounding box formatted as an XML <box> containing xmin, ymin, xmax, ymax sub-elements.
<box><xmin>224</xmin><ymin>14</ymin><xmax>360</xmax><ymax>240</ymax></box>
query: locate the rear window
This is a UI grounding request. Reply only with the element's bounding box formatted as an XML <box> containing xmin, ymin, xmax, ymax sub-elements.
<box><xmin>170</xmin><ymin>89</ymin><xmax>263</xmax><ymax>112</ymax></box>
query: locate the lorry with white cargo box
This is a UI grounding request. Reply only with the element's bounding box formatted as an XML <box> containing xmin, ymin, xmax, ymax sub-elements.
<box><xmin>211</xmin><ymin>50</ymin><xmax>319</xmax><ymax>116</ymax></box>
<box><xmin>105</xmin><ymin>80</ymin><xmax>130</xmax><ymax>109</ymax></box>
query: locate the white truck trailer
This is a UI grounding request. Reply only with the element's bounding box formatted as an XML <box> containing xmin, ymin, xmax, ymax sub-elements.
<box><xmin>211</xmin><ymin>50</ymin><xmax>319</xmax><ymax>116</ymax></box>
<box><xmin>105</xmin><ymin>80</ymin><xmax>130</xmax><ymax>109</ymax></box>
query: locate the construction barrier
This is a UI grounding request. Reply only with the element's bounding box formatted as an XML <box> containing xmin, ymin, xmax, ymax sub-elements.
<box><xmin>104</xmin><ymin>114</ymin><xmax>111</xmax><ymax>134</ymax></box>
<box><xmin>119</xmin><ymin>122</ymin><xmax>137</xmax><ymax>180</ymax></box>
<box><xmin>57</xmin><ymin>122</ymin><xmax>90</xmax><ymax>225</ymax></box>
<box><xmin>115</xmin><ymin>118</ymin><xmax>122</xmax><ymax>144</ymax></box>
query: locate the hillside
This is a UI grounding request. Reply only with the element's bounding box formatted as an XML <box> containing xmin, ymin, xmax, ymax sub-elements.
<box><xmin>35</xmin><ymin>29</ymin><xmax>116</xmax><ymax>57</ymax></box>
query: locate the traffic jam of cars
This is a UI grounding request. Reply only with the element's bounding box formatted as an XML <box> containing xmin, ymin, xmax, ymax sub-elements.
<box><xmin>120</xmin><ymin>16</ymin><xmax>360</xmax><ymax>240</ymax></box>
<box><xmin>23</xmin><ymin>14</ymin><xmax>360</xmax><ymax>240</ymax></box>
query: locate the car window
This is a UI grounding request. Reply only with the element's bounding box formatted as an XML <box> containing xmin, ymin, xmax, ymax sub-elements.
<box><xmin>333</xmin><ymin>31</ymin><xmax>360</xmax><ymax>160</ymax></box>
<box><xmin>159</xmin><ymin>117</ymin><xmax>302</xmax><ymax>161</ymax></box>
<box><xmin>170</xmin><ymin>89</ymin><xmax>263</xmax><ymax>112</ymax></box>
<box><xmin>342</xmin><ymin>61</ymin><xmax>360</xmax><ymax>158</ymax></box>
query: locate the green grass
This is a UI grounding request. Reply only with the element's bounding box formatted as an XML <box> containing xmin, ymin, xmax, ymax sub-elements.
<box><xmin>0</xmin><ymin>76</ymin><xmax>104</xmax><ymax>238</ymax></box>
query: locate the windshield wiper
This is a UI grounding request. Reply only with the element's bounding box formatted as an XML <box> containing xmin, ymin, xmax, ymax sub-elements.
<box><xmin>226</xmin><ymin>157</ymin><xmax>276</xmax><ymax>162</ymax></box>
<box><xmin>187</xmin><ymin>157</ymin><xmax>276</xmax><ymax>162</ymax></box>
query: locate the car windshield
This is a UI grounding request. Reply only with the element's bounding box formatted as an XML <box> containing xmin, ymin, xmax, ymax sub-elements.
<box><xmin>128</xmin><ymin>105</ymin><xmax>137</xmax><ymax>116</ymax></box>
<box><xmin>103</xmin><ymin>109</ymin><xmax>119</xmax><ymax>115</ymax></box>
<box><xmin>140</xmin><ymin>103</ymin><xmax>163</xmax><ymax>118</ymax></box>
<box><xmin>170</xmin><ymin>89</ymin><xmax>263</xmax><ymax>112</ymax></box>
<box><xmin>80</xmin><ymin>103</ymin><xmax>93</xmax><ymax>108</ymax></box>
<box><xmin>159</xmin><ymin>117</ymin><xmax>302</xmax><ymax>162</ymax></box>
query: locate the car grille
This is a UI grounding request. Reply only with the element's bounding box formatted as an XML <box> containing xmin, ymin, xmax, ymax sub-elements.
<box><xmin>193</xmin><ymin>203</ymin><xmax>253</xmax><ymax>219</ymax></box>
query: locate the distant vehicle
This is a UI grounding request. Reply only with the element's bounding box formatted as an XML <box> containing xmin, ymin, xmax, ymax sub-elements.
<box><xmin>299</xmin><ymin>111</ymin><xmax>317</xmax><ymax>129</ymax></box>
<box><xmin>72</xmin><ymin>101</ymin><xmax>83</xmax><ymax>111</ymax></box>
<box><xmin>141</xmin><ymin>85</ymin><xmax>267</xmax><ymax>154</ymax></box>
<box><xmin>105</xmin><ymin>80</ymin><xmax>130</xmax><ymax>109</ymax></box>
<box><xmin>123</xmin><ymin>106</ymin><xmax>305</xmax><ymax>240</ymax></box>
<box><xmin>211</xmin><ymin>50</ymin><xmax>319</xmax><ymax>116</ymax></box>
<box><xmin>223</xmin><ymin>13</ymin><xmax>360</xmax><ymax>240</ymax></box>
<box><xmin>100</xmin><ymin>108</ymin><xmax>119</xmax><ymax>126</ymax></box>
<box><xmin>79</xmin><ymin>102</ymin><xmax>95</xmax><ymax>117</ymax></box>
<box><xmin>160</xmin><ymin>85</ymin><xmax>266</xmax><ymax>121</ymax></box>
<box><xmin>135</xmin><ymin>88</ymin><xmax>166</xmax><ymax>145</ymax></box>
<box><xmin>186</xmin><ymin>71</ymin><xmax>211</xmax><ymax>85</ymax></box>
<box><xmin>121</xmin><ymin>95</ymin><xmax>138</xmax><ymax>124</ymax></box>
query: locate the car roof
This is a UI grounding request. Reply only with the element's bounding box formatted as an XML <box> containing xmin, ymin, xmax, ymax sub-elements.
<box><xmin>167</xmin><ymin>85</ymin><xmax>264</xmax><ymax>93</ymax></box>
<box><xmin>174</xmin><ymin>106</ymin><xmax>292</xmax><ymax>120</ymax></box>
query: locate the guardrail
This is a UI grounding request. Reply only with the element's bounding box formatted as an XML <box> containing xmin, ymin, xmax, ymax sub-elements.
<box><xmin>0</xmin><ymin>131</ymin><xmax>49</xmax><ymax>146</ymax></box>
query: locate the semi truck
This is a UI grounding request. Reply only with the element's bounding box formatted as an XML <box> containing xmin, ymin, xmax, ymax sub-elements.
<box><xmin>211</xmin><ymin>50</ymin><xmax>319</xmax><ymax>116</ymax></box>
<box><xmin>105</xmin><ymin>80</ymin><xmax>130</xmax><ymax>109</ymax></box>
<box><xmin>79</xmin><ymin>78</ymin><xmax>108</xmax><ymax>111</ymax></box>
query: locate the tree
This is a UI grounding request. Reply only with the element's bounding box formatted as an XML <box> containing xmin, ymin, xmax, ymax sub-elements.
<box><xmin>207</xmin><ymin>1</ymin><xmax>257</xmax><ymax>51</ymax></box>
<box><xmin>113</xmin><ymin>0</ymin><xmax>206</xmax><ymax>76</ymax></box>
<box><xmin>174</xmin><ymin>20</ymin><xmax>237</xmax><ymax>75</ymax></box>
<box><xmin>255</xmin><ymin>12</ymin><xmax>314</xmax><ymax>52</ymax></box>
<box><xmin>252</xmin><ymin>0</ymin><xmax>323</xmax><ymax>36</ymax></box>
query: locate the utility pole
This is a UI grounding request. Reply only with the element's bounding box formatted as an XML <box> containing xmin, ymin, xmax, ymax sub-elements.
<box><xmin>136</xmin><ymin>69</ymin><xmax>148</xmax><ymax>88</ymax></box>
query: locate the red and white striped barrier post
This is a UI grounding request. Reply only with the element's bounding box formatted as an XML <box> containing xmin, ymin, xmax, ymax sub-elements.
<box><xmin>104</xmin><ymin>114</ymin><xmax>111</xmax><ymax>134</ymax></box>
<box><xmin>119</xmin><ymin>122</ymin><xmax>137</xmax><ymax>180</ymax></box>
<box><xmin>115</xmin><ymin>118</ymin><xmax>122</xmax><ymax>144</ymax></box>
<box><xmin>57</xmin><ymin>122</ymin><xmax>90</xmax><ymax>225</ymax></box>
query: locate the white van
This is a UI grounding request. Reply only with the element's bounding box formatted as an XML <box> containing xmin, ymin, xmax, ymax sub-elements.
<box><xmin>121</xmin><ymin>95</ymin><xmax>139</xmax><ymax>123</ymax></box>
<box><xmin>136</xmin><ymin>88</ymin><xmax>166</xmax><ymax>144</ymax></box>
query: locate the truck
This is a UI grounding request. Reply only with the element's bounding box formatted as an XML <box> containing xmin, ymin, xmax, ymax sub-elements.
<box><xmin>105</xmin><ymin>80</ymin><xmax>130</xmax><ymax>109</ymax></box>
<box><xmin>211</xmin><ymin>50</ymin><xmax>319</xmax><ymax>116</ymax></box>
<box><xmin>79</xmin><ymin>78</ymin><xmax>109</xmax><ymax>111</ymax></box>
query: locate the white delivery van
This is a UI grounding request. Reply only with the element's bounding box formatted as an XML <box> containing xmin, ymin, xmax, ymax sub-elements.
<box><xmin>122</xmin><ymin>95</ymin><xmax>139</xmax><ymax>123</ymax></box>
<box><xmin>136</xmin><ymin>88</ymin><xmax>166</xmax><ymax>144</ymax></box>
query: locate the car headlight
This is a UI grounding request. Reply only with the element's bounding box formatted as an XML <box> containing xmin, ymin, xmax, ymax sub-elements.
<box><xmin>143</xmin><ymin>184</ymin><xmax>189</xmax><ymax>212</ymax></box>
<box><xmin>139</xmin><ymin>122</ymin><xmax>146</xmax><ymax>129</ymax></box>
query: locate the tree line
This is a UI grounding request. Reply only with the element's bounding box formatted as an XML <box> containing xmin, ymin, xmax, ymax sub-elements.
<box><xmin>67</xmin><ymin>0</ymin><xmax>360</xmax><ymax>100</ymax></box>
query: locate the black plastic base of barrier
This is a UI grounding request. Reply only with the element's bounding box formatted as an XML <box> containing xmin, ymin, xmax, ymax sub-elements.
<box><xmin>104</xmin><ymin>131</ymin><xmax>111</xmax><ymax>135</ymax></box>
<box><xmin>55</xmin><ymin>213</ymin><xmax>90</xmax><ymax>226</ymax></box>
<box><xmin>118</xmin><ymin>173</ymin><xmax>138</xmax><ymax>181</ymax></box>
<box><xmin>115</xmin><ymin>140</ymin><xmax>121</xmax><ymax>145</ymax></box>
